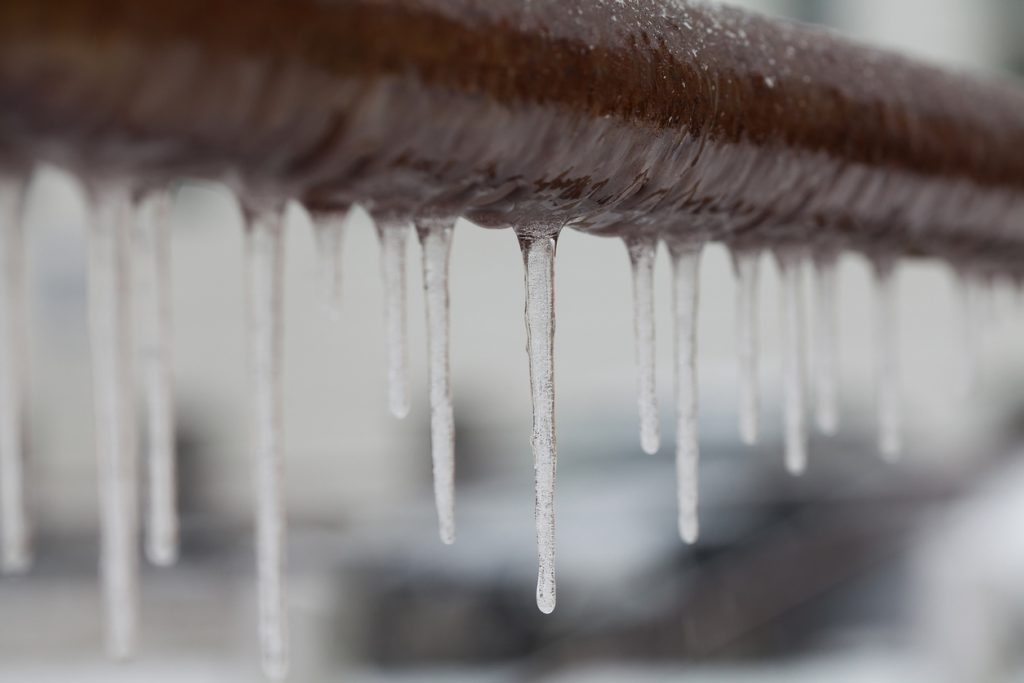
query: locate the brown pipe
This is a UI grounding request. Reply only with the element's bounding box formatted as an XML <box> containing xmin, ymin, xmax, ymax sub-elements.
<box><xmin>1</xmin><ymin>0</ymin><xmax>1023</xmax><ymax>267</ymax></box>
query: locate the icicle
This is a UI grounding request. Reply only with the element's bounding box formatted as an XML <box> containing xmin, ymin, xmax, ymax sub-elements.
<box><xmin>776</xmin><ymin>250</ymin><xmax>808</xmax><ymax>476</ymax></box>
<box><xmin>517</xmin><ymin>228</ymin><xmax>559</xmax><ymax>615</ymax></box>
<box><xmin>136</xmin><ymin>190</ymin><xmax>178</xmax><ymax>567</ymax></box>
<box><xmin>86</xmin><ymin>183</ymin><xmax>139</xmax><ymax>660</ymax></box>
<box><xmin>670</xmin><ymin>240</ymin><xmax>703</xmax><ymax>544</ymax></box>
<box><xmin>812</xmin><ymin>252</ymin><xmax>840</xmax><ymax>435</ymax></box>
<box><xmin>730</xmin><ymin>248</ymin><xmax>760</xmax><ymax>446</ymax></box>
<box><xmin>874</xmin><ymin>259</ymin><xmax>902</xmax><ymax>461</ymax></box>
<box><xmin>416</xmin><ymin>217</ymin><xmax>456</xmax><ymax>546</ymax></box>
<box><xmin>311</xmin><ymin>210</ymin><xmax>347</xmax><ymax>318</ymax></box>
<box><xmin>375</xmin><ymin>218</ymin><xmax>411</xmax><ymax>419</ymax></box>
<box><xmin>244</xmin><ymin>205</ymin><xmax>289</xmax><ymax>680</ymax></box>
<box><xmin>625</xmin><ymin>236</ymin><xmax>660</xmax><ymax>454</ymax></box>
<box><xmin>0</xmin><ymin>178</ymin><xmax>31</xmax><ymax>573</ymax></box>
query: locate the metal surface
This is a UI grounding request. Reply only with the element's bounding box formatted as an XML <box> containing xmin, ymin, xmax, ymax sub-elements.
<box><xmin>0</xmin><ymin>0</ymin><xmax>1023</xmax><ymax>266</ymax></box>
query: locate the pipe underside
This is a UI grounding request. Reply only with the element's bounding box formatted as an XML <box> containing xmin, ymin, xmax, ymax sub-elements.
<box><xmin>0</xmin><ymin>0</ymin><xmax>1023</xmax><ymax>266</ymax></box>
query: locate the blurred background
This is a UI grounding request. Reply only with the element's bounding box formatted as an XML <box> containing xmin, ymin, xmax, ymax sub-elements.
<box><xmin>4</xmin><ymin>0</ymin><xmax>1024</xmax><ymax>680</ymax></box>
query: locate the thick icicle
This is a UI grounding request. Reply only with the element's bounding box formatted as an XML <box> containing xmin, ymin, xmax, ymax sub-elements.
<box><xmin>874</xmin><ymin>259</ymin><xmax>902</xmax><ymax>461</ymax></box>
<box><xmin>776</xmin><ymin>251</ymin><xmax>808</xmax><ymax>476</ymax></box>
<box><xmin>812</xmin><ymin>252</ymin><xmax>840</xmax><ymax>435</ymax></box>
<box><xmin>0</xmin><ymin>178</ymin><xmax>31</xmax><ymax>573</ymax></box>
<box><xmin>375</xmin><ymin>218</ymin><xmax>411</xmax><ymax>419</ymax></box>
<box><xmin>517</xmin><ymin>229</ymin><xmax>559</xmax><ymax>615</ymax></box>
<box><xmin>244</xmin><ymin>206</ymin><xmax>289</xmax><ymax>680</ymax></box>
<box><xmin>670</xmin><ymin>240</ymin><xmax>703</xmax><ymax>544</ymax></box>
<box><xmin>416</xmin><ymin>218</ymin><xmax>456</xmax><ymax>545</ymax></box>
<box><xmin>86</xmin><ymin>183</ymin><xmax>139</xmax><ymax>660</ymax></box>
<box><xmin>625</xmin><ymin>236</ymin><xmax>660</xmax><ymax>454</ymax></box>
<box><xmin>311</xmin><ymin>211</ymin><xmax>347</xmax><ymax>318</ymax></box>
<box><xmin>731</xmin><ymin>248</ymin><xmax>760</xmax><ymax>446</ymax></box>
<box><xmin>136</xmin><ymin>190</ymin><xmax>178</xmax><ymax>567</ymax></box>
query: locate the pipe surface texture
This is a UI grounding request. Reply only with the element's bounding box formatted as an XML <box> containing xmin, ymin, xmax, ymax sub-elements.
<box><xmin>0</xmin><ymin>0</ymin><xmax>1023</xmax><ymax>265</ymax></box>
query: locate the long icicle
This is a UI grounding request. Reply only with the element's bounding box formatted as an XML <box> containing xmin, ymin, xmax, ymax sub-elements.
<box><xmin>731</xmin><ymin>248</ymin><xmax>760</xmax><ymax>446</ymax></box>
<box><xmin>0</xmin><ymin>177</ymin><xmax>31</xmax><ymax>573</ymax></box>
<box><xmin>376</xmin><ymin>218</ymin><xmax>411</xmax><ymax>419</ymax></box>
<box><xmin>670</xmin><ymin>240</ymin><xmax>703</xmax><ymax>545</ymax></box>
<box><xmin>957</xmin><ymin>270</ymin><xmax>983</xmax><ymax>395</ymax></box>
<box><xmin>87</xmin><ymin>183</ymin><xmax>139</xmax><ymax>660</ymax></box>
<box><xmin>517</xmin><ymin>229</ymin><xmax>559</xmax><ymax>615</ymax></box>
<box><xmin>311</xmin><ymin>211</ymin><xmax>347</xmax><ymax>319</ymax></box>
<box><xmin>416</xmin><ymin>217</ymin><xmax>456</xmax><ymax>545</ymax></box>
<box><xmin>136</xmin><ymin>190</ymin><xmax>178</xmax><ymax>567</ymax></box>
<box><xmin>244</xmin><ymin>205</ymin><xmax>289</xmax><ymax>680</ymax></box>
<box><xmin>776</xmin><ymin>250</ymin><xmax>808</xmax><ymax>476</ymax></box>
<box><xmin>874</xmin><ymin>258</ymin><xmax>902</xmax><ymax>461</ymax></box>
<box><xmin>625</xmin><ymin>236</ymin><xmax>660</xmax><ymax>454</ymax></box>
<box><xmin>812</xmin><ymin>252</ymin><xmax>840</xmax><ymax>436</ymax></box>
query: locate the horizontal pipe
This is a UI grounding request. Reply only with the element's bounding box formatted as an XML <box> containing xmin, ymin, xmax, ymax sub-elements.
<box><xmin>1</xmin><ymin>0</ymin><xmax>1023</xmax><ymax>266</ymax></box>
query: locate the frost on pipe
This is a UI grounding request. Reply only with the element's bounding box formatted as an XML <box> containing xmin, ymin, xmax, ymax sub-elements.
<box><xmin>0</xmin><ymin>176</ymin><xmax>31</xmax><ymax>574</ymax></box>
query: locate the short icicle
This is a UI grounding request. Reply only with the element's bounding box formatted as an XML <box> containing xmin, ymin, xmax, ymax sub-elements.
<box><xmin>86</xmin><ymin>182</ymin><xmax>139</xmax><ymax>660</ymax></box>
<box><xmin>731</xmin><ymin>248</ymin><xmax>761</xmax><ymax>447</ymax></box>
<box><xmin>874</xmin><ymin>258</ymin><xmax>902</xmax><ymax>461</ymax></box>
<box><xmin>311</xmin><ymin>210</ymin><xmax>347</xmax><ymax>318</ymax></box>
<box><xmin>776</xmin><ymin>250</ymin><xmax>808</xmax><ymax>476</ymax></box>
<box><xmin>244</xmin><ymin>204</ymin><xmax>289</xmax><ymax>680</ymax></box>
<box><xmin>375</xmin><ymin>218</ymin><xmax>411</xmax><ymax>418</ymax></box>
<box><xmin>136</xmin><ymin>190</ymin><xmax>178</xmax><ymax>567</ymax></box>
<box><xmin>625</xmin><ymin>236</ymin><xmax>660</xmax><ymax>454</ymax></box>
<box><xmin>812</xmin><ymin>252</ymin><xmax>840</xmax><ymax>435</ymax></box>
<box><xmin>670</xmin><ymin>240</ymin><xmax>704</xmax><ymax>545</ymax></box>
<box><xmin>516</xmin><ymin>227</ymin><xmax>559</xmax><ymax>615</ymax></box>
<box><xmin>416</xmin><ymin>217</ymin><xmax>456</xmax><ymax>545</ymax></box>
<box><xmin>0</xmin><ymin>177</ymin><xmax>31</xmax><ymax>573</ymax></box>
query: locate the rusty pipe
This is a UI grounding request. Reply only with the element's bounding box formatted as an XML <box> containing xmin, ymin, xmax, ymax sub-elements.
<box><xmin>0</xmin><ymin>0</ymin><xmax>1023</xmax><ymax>267</ymax></box>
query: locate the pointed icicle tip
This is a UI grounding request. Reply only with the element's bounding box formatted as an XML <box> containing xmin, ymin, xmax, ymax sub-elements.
<box><xmin>669</xmin><ymin>239</ymin><xmax>704</xmax><ymax>545</ymax></box>
<box><xmin>374</xmin><ymin>216</ymin><xmax>412</xmax><ymax>419</ymax></box>
<box><xmin>416</xmin><ymin>217</ymin><xmax>457</xmax><ymax>546</ymax></box>
<box><xmin>515</xmin><ymin>224</ymin><xmax>560</xmax><ymax>615</ymax></box>
<box><xmin>624</xmin><ymin>235</ymin><xmax>660</xmax><ymax>455</ymax></box>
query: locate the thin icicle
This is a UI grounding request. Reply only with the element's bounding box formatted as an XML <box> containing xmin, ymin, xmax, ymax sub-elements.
<box><xmin>244</xmin><ymin>206</ymin><xmax>289</xmax><ymax>681</ymax></box>
<box><xmin>874</xmin><ymin>259</ymin><xmax>902</xmax><ymax>461</ymax></box>
<box><xmin>812</xmin><ymin>252</ymin><xmax>840</xmax><ymax>435</ymax></box>
<box><xmin>136</xmin><ymin>190</ymin><xmax>178</xmax><ymax>567</ymax></box>
<box><xmin>86</xmin><ymin>183</ymin><xmax>139</xmax><ymax>660</ymax></box>
<box><xmin>311</xmin><ymin>211</ymin><xmax>347</xmax><ymax>318</ymax></box>
<box><xmin>776</xmin><ymin>250</ymin><xmax>808</xmax><ymax>476</ymax></box>
<box><xmin>376</xmin><ymin>218</ymin><xmax>410</xmax><ymax>419</ymax></box>
<box><xmin>0</xmin><ymin>178</ymin><xmax>31</xmax><ymax>573</ymax></box>
<box><xmin>625</xmin><ymin>236</ymin><xmax>660</xmax><ymax>454</ymax></box>
<box><xmin>517</xmin><ymin>229</ymin><xmax>558</xmax><ymax>615</ymax></box>
<box><xmin>416</xmin><ymin>218</ymin><xmax>456</xmax><ymax>546</ymax></box>
<box><xmin>670</xmin><ymin>240</ymin><xmax>703</xmax><ymax>545</ymax></box>
<box><xmin>731</xmin><ymin>248</ymin><xmax>760</xmax><ymax>446</ymax></box>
